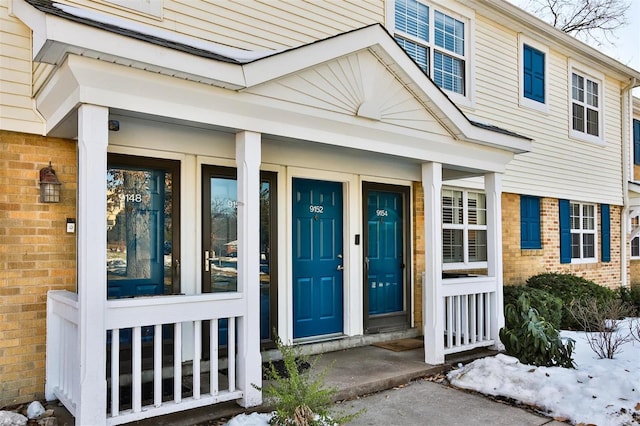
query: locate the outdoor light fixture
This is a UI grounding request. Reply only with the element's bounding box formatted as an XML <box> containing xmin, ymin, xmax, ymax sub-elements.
<box><xmin>39</xmin><ymin>162</ymin><xmax>62</xmax><ymax>203</ymax></box>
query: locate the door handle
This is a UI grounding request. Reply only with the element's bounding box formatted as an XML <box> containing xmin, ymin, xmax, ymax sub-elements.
<box><xmin>204</xmin><ymin>250</ymin><xmax>214</xmax><ymax>272</ymax></box>
<box><xmin>337</xmin><ymin>265</ymin><xmax>344</xmax><ymax>271</ymax></box>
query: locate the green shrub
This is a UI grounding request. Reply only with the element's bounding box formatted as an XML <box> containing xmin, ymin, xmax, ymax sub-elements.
<box><xmin>617</xmin><ymin>283</ymin><xmax>640</xmax><ymax>313</ymax></box>
<box><xmin>525</xmin><ymin>273</ymin><xmax>616</xmax><ymax>330</ymax></box>
<box><xmin>500</xmin><ymin>294</ymin><xmax>575</xmax><ymax>368</ymax></box>
<box><xmin>503</xmin><ymin>285</ymin><xmax>563</xmax><ymax>329</ymax></box>
<box><xmin>255</xmin><ymin>335</ymin><xmax>363</xmax><ymax>426</ymax></box>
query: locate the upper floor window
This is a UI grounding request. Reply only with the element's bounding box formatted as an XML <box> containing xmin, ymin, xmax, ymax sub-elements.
<box><xmin>442</xmin><ymin>188</ymin><xmax>487</xmax><ymax>269</ymax></box>
<box><xmin>569</xmin><ymin>63</ymin><xmax>603</xmax><ymax>143</ymax></box>
<box><xmin>394</xmin><ymin>0</ymin><xmax>469</xmax><ymax>97</ymax></box>
<box><xmin>519</xmin><ymin>37</ymin><xmax>548</xmax><ymax>112</ymax></box>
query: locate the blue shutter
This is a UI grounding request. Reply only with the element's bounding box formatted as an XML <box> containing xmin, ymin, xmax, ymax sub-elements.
<box><xmin>520</xmin><ymin>196</ymin><xmax>541</xmax><ymax>249</ymax></box>
<box><xmin>559</xmin><ymin>199</ymin><xmax>571</xmax><ymax>264</ymax></box>
<box><xmin>523</xmin><ymin>45</ymin><xmax>545</xmax><ymax>103</ymax></box>
<box><xmin>601</xmin><ymin>204</ymin><xmax>610</xmax><ymax>262</ymax></box>
<box><xmin>634</xmin><ymin>119</ymin><xmax>640</xmax><ymax>166</ymax></box>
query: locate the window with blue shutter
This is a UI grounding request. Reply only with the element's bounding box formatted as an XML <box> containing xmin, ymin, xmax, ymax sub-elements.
<box><xmin>523</xmin><ymin>44</ymin><xmax>545</xmax><ymax>103</ymax></box>
<box><xmin>559</xmin><ymin>199</ymin><xmax>571</xmax><ymax>264</ymax></box>
<box><xmin>634</xmin><ymin>119</ymin><xmax>640</xmax><ymax>166</ymax></box>
<box><xmin>520</xmin><ymin>196</ymin><xmax>541</xmax><ymax>249</ymax></box>
<box><xmin>601</xmin><ymin>204</ymin><xmax>610</xmax><ymax>262</ymax></box>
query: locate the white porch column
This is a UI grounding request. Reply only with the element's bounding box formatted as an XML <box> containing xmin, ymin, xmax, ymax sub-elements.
<box><xmin>485</xmin><ymin>172</ymin><xmax>505</xmax><ymax>350</ymax></box>
<box><xmin>76</xmin><ymin>104</ymin><xmax>108</xmax><ymax>424</ymax></box>
<box><xmin>235</xmin><ymin>131</ymin><xmax>263</xmax><ymax>407</ymax></box>
<box><xmin>422</xmin><ymin>162</ymin><xmax>444</xmax><ymax>364</ymax></box>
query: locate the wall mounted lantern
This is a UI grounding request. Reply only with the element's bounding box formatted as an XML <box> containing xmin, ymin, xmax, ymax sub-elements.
<box><xmin>39</xmin><ymin>162</ymin><xmax>62</xmax><ymax>203</ymax></box>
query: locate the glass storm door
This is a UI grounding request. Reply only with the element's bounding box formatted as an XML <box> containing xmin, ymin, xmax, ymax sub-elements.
<box><xmin>106</xmin><ymin>155</ymin><xmax>180</xmax><ymax>342</ymax></box>
<box><xmin>292</xmin><ymin>178</ymin><xmax>344</xmax><ymax>339</ymax></box>
<box><xmin>202</xmin><ymin>166</ymin><xmax>276</xmax><ymax>347</ymax></box>
<box><xmin>363</xmin><ymin>183</ymin><xmax>409</xmax><ymax>333</ymax></box>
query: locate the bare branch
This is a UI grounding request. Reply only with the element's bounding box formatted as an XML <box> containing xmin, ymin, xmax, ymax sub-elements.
<box><xmin>517</xmin><ymin>0</ymin><xmax>631</xmax><ymax>45</ymax></box>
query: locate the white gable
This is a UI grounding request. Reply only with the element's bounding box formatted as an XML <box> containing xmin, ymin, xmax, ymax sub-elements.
<box><xmin>245</xmin><ymin>50</ymin><xmax>451</xmax><ymax>140</ymax></box>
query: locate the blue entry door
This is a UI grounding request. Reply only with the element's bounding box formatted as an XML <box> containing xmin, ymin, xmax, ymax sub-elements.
<box><xmin>364</xmin><ymin>184</ymin><xmax>409</xmax><ymax>332</ymax></box>
<box><xmin>292</xmin><ymin>178</ymin><xmax>344</xmax><ymax>339</ymax></box>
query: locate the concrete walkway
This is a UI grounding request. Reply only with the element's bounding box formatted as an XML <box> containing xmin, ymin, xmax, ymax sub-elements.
<box><xmin>120</xmin><ymin>342</ymin><xmax>562</xmax><ymax>425</ymax></box>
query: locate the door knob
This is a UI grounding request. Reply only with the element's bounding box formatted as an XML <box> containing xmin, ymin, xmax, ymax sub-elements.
<box><xmin>337</xmin><ymin>265</ymin><xmax>344</xmax><ymax>271</ymax></box>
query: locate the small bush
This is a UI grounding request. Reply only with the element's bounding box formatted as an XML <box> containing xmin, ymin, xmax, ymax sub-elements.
<box><xmin>500</xmin><ymin>294</ymin><xmax>575</xmax><ymax>368</ymax></box>
<box><xmin>526</xmin><ymin>273</ymin><xmax>616</xmax><ymax>330</ymax></box>
<box><xmin>503</xmin><ymin>285</ymin><xmax>563</xmax><ymax>329</ymax></box>
<box><xmin>568</xmin><ymin>298</ymin><xmax>635</xmax><ymax>359</ymax></box>
<box><xmin>256</xmin><ymin>335</ymin><xmax>363</xmax><ymax>426</ymax></box>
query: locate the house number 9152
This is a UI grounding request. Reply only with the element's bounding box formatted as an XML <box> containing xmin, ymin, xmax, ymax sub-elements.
<box><xmin>309</xmin><ymin>205</ymin><xmax>324</xmax><ymax>213</ymax></box>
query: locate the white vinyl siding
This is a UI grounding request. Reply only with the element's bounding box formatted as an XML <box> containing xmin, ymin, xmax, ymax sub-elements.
<box><xmin>459</xmin><ymin>14</ymin><xmax>623</xmax><ymax>206</ymax></box>
<box><xmin>0</xmin><ymin>5</ymin><xmax>43</xmax><ymax>134</ymax></box>
<box><xmin>63</xmin><ymin>0</ymin><xmax>384</xmax><ymax>51</ymax></box>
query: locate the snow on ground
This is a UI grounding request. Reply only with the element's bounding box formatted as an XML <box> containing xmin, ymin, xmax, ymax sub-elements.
<box><xmin>448</xmin><ymin>318</ymin><xmax>640</xmax><ymax>426</ymax></box>
<box><xmin>227</xmin><ymin>320</ymin><xmax>640</xmax><ymax>426</ymax></box>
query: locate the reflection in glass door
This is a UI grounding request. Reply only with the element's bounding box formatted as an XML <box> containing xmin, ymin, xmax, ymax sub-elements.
<box><xmin>107</xmin><ymin>155</ymin><xmax>180</xmax><ymax>298</ymax></box>
<box><xmin>106</xmin><ymin>154</ymin><xmax>180</xmax><ymax>343</ymax></box>
<box><xmin>202</xmin><ymin>166</ymin><xmax>277</xmax><ymax>345</ymax></box>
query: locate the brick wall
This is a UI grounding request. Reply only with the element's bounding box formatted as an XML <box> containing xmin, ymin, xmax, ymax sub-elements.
<box><xmin>630</xmin><ymin>260</ymin><xmax>640</xmax><ymax>285</ymax></box>
<box><xmin>0</xmin><ymin>131</ymin><xmax>77</xmax><ymax>407</ymax></box>
<box><xmin>502</xmin><ymin>193</ymin><xmax>622</xmax><ymax>289</ymax></box>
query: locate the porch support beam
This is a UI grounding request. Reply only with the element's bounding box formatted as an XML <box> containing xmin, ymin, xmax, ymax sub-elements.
<box><xmin>422</xmin><ymin>162</ymin><xmax>444</xmax><ymax>364</ymax></box>
<box><xmin>485</xmin><ymin>172</ymin><xmax>505</xmax><ymax>350</ymax></box>
<box><xmin>235</xmin><ymin>131</ymin><xmax>263</xmax><ymax>407</ymax></box>
<box><xmin>76</xmin><ymin>104</ymin><xmax>108</xmax><ymax>425</ymax></box>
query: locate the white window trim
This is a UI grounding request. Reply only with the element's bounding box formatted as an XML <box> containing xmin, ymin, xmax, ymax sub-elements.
<box><xmin>442</xmin><ymin>187</ymin><xmax>488</xmax><ymax>270</ymax></box>
<box><xmin>567</xmin><ymin>60</ymin><xmax>605</xmax><ymax>145</ymax></box>
<box><xmin>389</xmin><ymin>0</ymin><xmax>475</xmax><ymax>108</ymax></box>
<box><xmin>631</xmin><ymin>236</ymin><xmax>640</xmax><ymax>259</ymax></box>
<box><xmin>570</xmin><ymin>201</ymin><xmax>598</xmax><ymax>264</ymax></box>
<box><xmin>518</xmin><ymin>34</ymin><xmax>549</xmax><ymax>114</ymax></box>
<box><xmin>104</xmin><ymin>0</ymin><xmax>163</xmax><ymax>18</ymax></box>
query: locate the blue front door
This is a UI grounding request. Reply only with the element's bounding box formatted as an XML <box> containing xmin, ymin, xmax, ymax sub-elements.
<box><xmin>292</xmin><ymin>178</ymin><xmax>344</xmax><ymax>339</ymax></box>
<box><xmin>364</xmin><ymin>184</ymin><xmax>409</xmax><ymax>332</ymax></box>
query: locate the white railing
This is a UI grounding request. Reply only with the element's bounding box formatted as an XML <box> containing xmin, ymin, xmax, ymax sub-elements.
<box><xmin>46</xmin><ymin>291</ymin><xmax>80</xmax><ymax>415</ymax></box>
<box><xmin>105</xmin><ymin>293</ymin><xmax>244</xmax><ymax>425</ymax></box>
<box><xmin>441</xmin><ymin>276</ymin><xmax>497</xmax><ymax>354</ymax></box>
<box><xmin>46</xmin><ymin>291</ymin><xmax>247</xmax><ymax>426</ymax></box>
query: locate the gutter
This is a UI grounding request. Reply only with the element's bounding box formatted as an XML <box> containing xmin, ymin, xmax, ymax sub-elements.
<box><xmin>621</xmin><ymin>77</ymin><xmax>638</xmax><ymax>288</ymax></box>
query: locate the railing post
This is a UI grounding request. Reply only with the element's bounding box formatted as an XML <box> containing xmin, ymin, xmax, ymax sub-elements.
<box><xmin>76</xmin><ymin>104</ymin><xmax>108</xmax><ymax>424</ymax></box>
<box><xmin>485</xmin><ymin>172</ymin><xmax>505</xmax><ymax>350</ymax></box>
<box><xmin>235</xmin><ymin>131</ymin><xmax>263</xmax><ymax>407</ymax></box>
<box><xmin>45</xmin><ymin>294</ymin><xmax>60</xmax><ymax>401</ymax></box>
<box><xmin>422</xmin><ymin>162</ymin><xmax>444</xmax><ymax>364</ymax></box>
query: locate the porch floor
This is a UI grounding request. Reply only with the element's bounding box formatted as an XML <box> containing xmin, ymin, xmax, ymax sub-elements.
<box><xmin>53</xmin><ymin>341</ymin><xmax>497</xmax><ymax>425</ymax></box>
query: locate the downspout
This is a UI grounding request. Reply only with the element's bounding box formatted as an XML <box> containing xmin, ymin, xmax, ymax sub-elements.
<box><xmin>620</xmin><ymin>77</ymin><xmax>637</xmax><ymax>288</ymax></box>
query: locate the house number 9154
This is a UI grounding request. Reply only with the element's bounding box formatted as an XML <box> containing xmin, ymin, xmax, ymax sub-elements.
<box><xmin>376</xmin><ymin>209</ymin><xmax>388</xmax><ymax>217</ymax></box>
<box><xmin>309</xmin><ymin>205</ymin><xmax>324</xmax><ymax>213</ymax></box>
